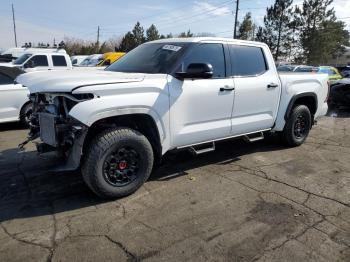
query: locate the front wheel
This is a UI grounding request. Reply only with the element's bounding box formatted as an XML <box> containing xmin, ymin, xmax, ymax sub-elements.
<box><xmin>20</xmin><ymin>102</ymin><xmax>33</xmax><ymax>127</ymax></box>
<box><xmin>281</xmin><ymin>105</ymin><xmax>312</xmax><ymax>147</ymax></box>
<box><xmin>82</xmin><ymin>127</ymin><xmax>154</xmax><ymax>199</ymax></box>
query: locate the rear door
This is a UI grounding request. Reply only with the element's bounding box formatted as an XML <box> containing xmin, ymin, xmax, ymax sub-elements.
<box><xmin>228</xmin><ymin>44</ymin><xmax>281</xmax><ymax>135</ymax></box>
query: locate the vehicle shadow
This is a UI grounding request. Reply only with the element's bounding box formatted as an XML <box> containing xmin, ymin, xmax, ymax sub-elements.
<box><xmin>0</xmin><ymin>122</ymin><xmax>27</xmax><ymax>132</ymax></box>
<box><xmin>327</xmin><ymin>107</ymin><xmax>350</xmax><ymax>118</ymax></box>
<box><xmin>0</xmin><ymin>136</ymin><xmax>285</xmax><ymax>223</ymax></box>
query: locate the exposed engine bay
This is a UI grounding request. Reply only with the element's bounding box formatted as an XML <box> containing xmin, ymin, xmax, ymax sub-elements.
<box><xmin>20</xmin><ymin>92</ymin><xmax>94</xmax><ymax>170</ymax></box>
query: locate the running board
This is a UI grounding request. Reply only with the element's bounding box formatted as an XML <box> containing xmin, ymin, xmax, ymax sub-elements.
<box><xmin>190</xmin><ymin>142</ymin><xmax>215</xmax><ymax>155</ymax></box>
<box><xmin>244</xmin><ymin>132</ymin><xmax>264</xmax><ymax>143</ymax></box>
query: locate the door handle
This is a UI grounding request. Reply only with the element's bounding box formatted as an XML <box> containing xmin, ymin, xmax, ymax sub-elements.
<box><xmin>220</xmin><ymin>86</ymin><xmax>235</xmax><ymax>92</ymax></box>
<box><xmin>267</xmin><ymin>83</ymin><xmax>278</xmax><ymax>89</ymax></box>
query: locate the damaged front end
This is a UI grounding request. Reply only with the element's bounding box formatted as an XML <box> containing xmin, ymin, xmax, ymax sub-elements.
<box><xmin>20</xmin><ymin>92</ymin><xmax>94</xmax><ymax>171</ymax></box>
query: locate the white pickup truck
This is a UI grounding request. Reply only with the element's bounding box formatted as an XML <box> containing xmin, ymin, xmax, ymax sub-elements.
<box><xmin>4</xmin><ymin>51</ymin><xmax>72</xmax><ymax>72</ymax></box>
<box><xmin>17</xmin><ymin>38</ymin><xmax>329</xmax><ymax>199</ymax></box>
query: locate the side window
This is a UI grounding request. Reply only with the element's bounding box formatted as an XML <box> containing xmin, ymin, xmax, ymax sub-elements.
<box><xmin>229</xmin><ymin>45</ymin><xmax>267</xmax><ymax>76</ymax></box>
<box><xmin>330</xmin><ymin>69</ymin><xmax>336</xmax><ymax>75</ymax></box>
<box><xmin>182</xmin><ymin>43</ymin><xmax>225</xmax><ymax>78</ymax></box>
<box><xmin>0</xmin><ymin>73</ymin><xmax>13</xmax><ymax>85</ymax></box>
<box><xmin>28</xmin><ymin>55</ymin><xmax>49</xmax><ymax>67</ymax></box>
<box><xmin>52</xmin><ymin>55</ymin><xmax>67</xmax><ymax>66</ymax></box>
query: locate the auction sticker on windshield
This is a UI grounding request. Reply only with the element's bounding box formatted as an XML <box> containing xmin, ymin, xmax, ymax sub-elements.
<box><xmin>162</xmin><ymin>45</ymin><xmax>182</xmax><ymax>52</ymax></box>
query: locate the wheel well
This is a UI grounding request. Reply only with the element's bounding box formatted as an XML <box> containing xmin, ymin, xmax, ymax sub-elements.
<box><xmin>20</xmin><ymin>101</ymin><xmax>31</xmax><ymax>114</ymax></box>
<box><xmin>285</xmin><ymin>94</ymin><xmax>317</xmax><ymax>121</ymax></box>
<box><xmin>294</xmin><ymin>97</ymin><xmax>317</xmax><ymax>115</ymax></box>
<box><xmin>82</xmin><ymin>114</ymin><xmax>162</xmax><ymax>165</ymax></box>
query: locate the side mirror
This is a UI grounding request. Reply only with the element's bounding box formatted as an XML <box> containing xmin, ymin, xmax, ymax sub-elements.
<box><xmin>104</xmin><ymin>59</ymin><xmax>111</xmax><ymax>66</ymax></box>
<box><xmin>176</xmin><ymin>63</ymin><xmax>213</xmax><ymax>79</ymax></box>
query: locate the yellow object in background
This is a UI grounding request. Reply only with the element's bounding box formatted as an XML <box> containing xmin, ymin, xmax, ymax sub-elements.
<box><xmin>98</xmin><ymin>52</ymin><xmax>126</xmax><ymax>66</ymax></box>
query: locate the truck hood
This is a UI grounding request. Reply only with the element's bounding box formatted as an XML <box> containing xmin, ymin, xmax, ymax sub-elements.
<box><xmin>16</xmin><ymin>70</ymin><xmax>146</xmax><ymax>93</ymax></box>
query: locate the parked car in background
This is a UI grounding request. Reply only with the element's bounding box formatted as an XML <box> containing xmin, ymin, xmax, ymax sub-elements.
<box><xmin>317</xmin><ymin>66</ymin><xmax>343</xmax><ymax>81</ymax></box>
<box><xmin>97</xmin><ymin>52</ymin><xmax>126</xmax><ymax>66</ymax></box>
<box><xmin>71</xmin><ymin>55</ymin><xmax>89</xmax><ymax>66</ymax></box>
<box><xmin>336</xmin><ymin>66</ymin><xmax>350</xmax><ymax>78</ymax></box>
<box><xmin>7</xmin><ymin>51</ymin><xmax>72</xmax><ymax>72</ymax></box>
<box><xmin>18</xmin><ymin>37</ymin><xmax>329</xmax><ymax>199</ymax></box>
<box><xmin>328</xmin><ymin>79</ymin><xmax>350</xmax><ymax>108</ymax></box>
<box><xmin>0</xmin><ymin>66</ymin><xmax>31</xmax><ymax>125</ymax></box>
<box><xmin>277</xmin><ymin>65</ymin><xmax>317</xmax><ymax>73</ymax></box>
<box><xmin>0</xmin><ymin>47</ymin><xmax>66</xmax><ymax>62</ymax></box>
<box><xmin>79</xmin><ymin>54</ymin><xmax>103</xmax><ymax>67</ymax></box>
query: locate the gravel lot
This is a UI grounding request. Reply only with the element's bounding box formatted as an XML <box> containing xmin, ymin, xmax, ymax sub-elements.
<box><xmin>0</xmin><ymin>110</ymin><xmax>349</xmax><ymax>262</ymax></box>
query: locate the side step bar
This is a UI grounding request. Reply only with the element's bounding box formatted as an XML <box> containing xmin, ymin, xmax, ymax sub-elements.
<box><xmin>190</xmin><ymin>142</ymin><xmax>215</xmax><ymax>155</ymax></box>
<box><xmin>244</xmin><ymin>132</ymin><xmax>264</xmax><ymax>143</ymax></box>
<box><xmin>182</xmin><ymin>130</ymin><xmax>268</xmax><ymax>155</ymax></box>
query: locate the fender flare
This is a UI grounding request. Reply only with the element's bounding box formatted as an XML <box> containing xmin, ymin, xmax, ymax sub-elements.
<box><xmin>284</xmin><ymin>92</ymin><xmax>318</xmax><ymax>121</ymax></box>
<box><xmin>75</xmin><ymin>106</ymin><xmax>167</xmax><ymax>142</ymax></box>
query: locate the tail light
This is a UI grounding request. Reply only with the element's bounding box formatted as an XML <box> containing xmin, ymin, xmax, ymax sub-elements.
<box><xmin>325</xmin><ymin>80</ymin><xmax>330</xmax><ymax>102</ymax></box>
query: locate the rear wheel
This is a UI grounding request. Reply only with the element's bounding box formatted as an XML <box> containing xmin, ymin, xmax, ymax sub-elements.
<box><xmin>82</xmin><ymin>127</ymin><xmax>154</xmax><ymax>199</ymax></box>
<box><xmin>20</xmin><ymin>102</ymin><xmax>33</xmax><ymax>127</ymax></box>
<box><xmin>281</xmin><ymin>105</ymin><xmax>311</xmax><ymax>147</ymax></box>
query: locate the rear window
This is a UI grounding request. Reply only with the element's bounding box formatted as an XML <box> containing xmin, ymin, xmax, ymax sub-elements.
<box><xmin>52</xmin><ymin>55</ymin><xmax>67</xmax><ymax>66</ymax></box>
<box><xmin>229</xmin><ymin>45</ymin><xmax>268</xmax><ymax>76</ymax></box>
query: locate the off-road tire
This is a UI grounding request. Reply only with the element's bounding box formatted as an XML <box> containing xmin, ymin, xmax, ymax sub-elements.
<box><xmin>82</xmin><ymin>127</ymin><xmax>154</xmax><ymax>199</ymax></box>
<box><xmin>20</xmin><ymin>102</ymin><xmax>33</xmax><ymax>127</ymax></box>
<box><xmin>282</xmin><ymin>105</ymin><xmax>312</xmax><ymax>147</ymax></box>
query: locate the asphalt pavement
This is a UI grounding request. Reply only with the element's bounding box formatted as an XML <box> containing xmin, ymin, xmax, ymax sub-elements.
<box><xmin>0</xmin><ymin>109</ymin><xmax>349</xmax><ymax>261</ymax></box>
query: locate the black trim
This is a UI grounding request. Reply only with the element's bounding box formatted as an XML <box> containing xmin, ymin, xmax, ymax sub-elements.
<box><xmin>71</xmin><ymin>81</ymin><xmax>140</xmax><ymax>92</ymax></box>
<box><xmin>284</xmin><ymin>92</ymin><xmax>318</xmax><ymax>121</ymax></box>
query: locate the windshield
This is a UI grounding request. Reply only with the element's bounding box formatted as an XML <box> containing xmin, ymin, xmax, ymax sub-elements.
<box><xmin>87</xmin><ymin>55</ymin><xmax>103</xmax><ymax>66</ymax></box>
<box><xmin>106</xmin><ymin>42</ymin><xmax>189</xmax><ymax>74</ymax></box>
<box><xmin>13</xmin><ymin>53</ymin><xmax>32</xmax><ymax>65</ymax></box>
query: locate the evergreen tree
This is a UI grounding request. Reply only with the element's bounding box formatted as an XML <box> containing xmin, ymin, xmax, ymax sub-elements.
<box><xmin>179</xmin><ymin>30</ymin><xmax>193</xmax><ymax>38</ymax></box>
<box><xmin>146</xmin><ymin>24</ymin><xmax>160</xmax><ymax>41</ymax></box>
<box><xmin>118</xmin><ymin>32</ymin><xmax>137</xmax><ymax>52</ymax></box>
<box><xmin>296</xmin><ymin>0</ymin><xmax>349</xmax><ymax>64</ymax></box>
<box><xmin>132</xmin><ymin>21</ymin><xmax>145</xmax><ymax>46</ymax></box>
<box><xmin>238</xmin><ymin>12</ymin><xmax>255</xmax><ymax>40</ymax></box>
<box><xmin>258</xmin><ymin>0</ymin><xmax>294</xmax><ymax>61</ymax></box>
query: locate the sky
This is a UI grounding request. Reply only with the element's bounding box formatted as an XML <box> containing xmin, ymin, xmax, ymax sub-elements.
<box><xmin>0</xmin><ymin>0</ymin><xmax>349</xmax><ymax>49</ymax></box>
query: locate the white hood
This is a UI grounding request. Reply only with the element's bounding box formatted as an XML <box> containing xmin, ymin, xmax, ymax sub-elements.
<box><xmin>16</xmin><ymin>70</ymin><xmax>145</xmax><ymax>93</ymax></box>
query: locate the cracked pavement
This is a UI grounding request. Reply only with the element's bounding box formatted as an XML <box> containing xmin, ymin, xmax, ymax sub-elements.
<box><xmin>0</xmin><ymin>110</ymin><xmax>349</xmax><ymax>261</ymax></box>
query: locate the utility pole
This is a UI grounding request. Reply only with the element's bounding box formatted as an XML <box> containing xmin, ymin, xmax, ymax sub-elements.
<box><xmin>97</xmin><ymin>26</ymin><xmax>100</xmax><ymax>48</ymax></box>
<box><xmin>233</xmin><ymin>0</ymin><xmax>239</xmax><ymax>39</ymax></box>
<box><xmin>12</xmin><ymin>3</ymin><xmax>18</xmax><ymax>47</ymax></box>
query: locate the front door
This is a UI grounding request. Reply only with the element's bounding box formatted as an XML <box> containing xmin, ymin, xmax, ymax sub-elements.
<box><xmin>169</xmin><ymin>43</ymin><xmax>235</xmax><ymax>147</ymax></box>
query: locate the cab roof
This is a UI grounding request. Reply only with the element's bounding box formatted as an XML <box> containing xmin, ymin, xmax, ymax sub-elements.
<box><xmin>150</xmin><ymin>37</ymin><xmax>267</xmax><ymax>47</ymax></box>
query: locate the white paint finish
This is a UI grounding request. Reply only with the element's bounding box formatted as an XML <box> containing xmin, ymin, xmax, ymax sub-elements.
<box><xmin>0</xmin><ymin>83</ymin><xmax>29</xmax><ymax>123</ymax></box>
<box><xmin>16</xmin><ymin>38</ymin><xmax>329</xmax><ymax>155</ymax></box>
<box><xmin>168</xmin><ymin>75</ymin><xmax>235</xmax><ymax>147</ymax></box>
<box><xmin>273</xmin><ymin>72</ymin><xmax>329</xmax><ymax>131</ymax></box>
<box><xmin>1</xmin><ymin>53</ymin><xmax>72</xmax><ymax>72</ymax></box>
<box><xmin>17</xmin><ymin>70</ymin><xmax>145</xmax><ymax>93</ymax></box>
<box><xmin>69</xmin><ymin>74</ymin><xmax>172</xmax><ymax>153</ymax></box>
